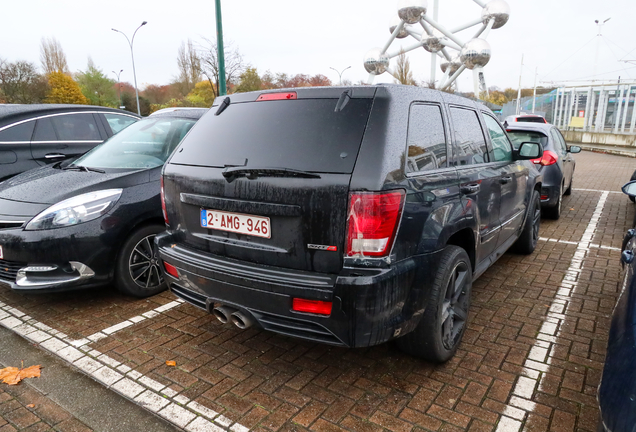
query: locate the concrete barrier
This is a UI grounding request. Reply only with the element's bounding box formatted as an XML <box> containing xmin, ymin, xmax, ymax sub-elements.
<box><xmin>562</xmin><ymin>130</ymin><xmax>636</xmax><ymax>147</ymax></box>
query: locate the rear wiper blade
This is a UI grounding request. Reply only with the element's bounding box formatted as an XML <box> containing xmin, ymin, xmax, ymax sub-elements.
<box><xmin>62</xmin><ymin>165</ymin><xmax>105</xmax><ymax>174</ymax></box>
<box><xmin>222</xmin><ymin>167</ymin><xmax>321</xmax><ymax>182</ymax></box>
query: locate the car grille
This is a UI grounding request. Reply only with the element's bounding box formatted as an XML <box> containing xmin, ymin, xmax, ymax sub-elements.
<box><xmin>0</xmin><ymin>221</ymin><xmax>24</xmax><ymax>230</ymax></box>
<box><xmin>0</xmin><ymin>258</ymin><xmax>25</xmax><ymax>282</ymax></box>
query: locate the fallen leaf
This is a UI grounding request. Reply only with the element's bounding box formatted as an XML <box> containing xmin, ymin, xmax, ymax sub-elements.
<box><xmin>26</xmin><ymin>404</ymin><xmax>35</xmax><ymax>408</ymax></box>
<box><xmin>570</xmin><ymin>208</ymin><xmax>575</xmax><ymax>210</ymax></box>
<box><xmin>0</xmin><ymin>365</ymin><xmax>41</xmax><ymax>385</ymax></box>
<box><xmin>165</xmin><ymin>361</ymin><xmax>176</xmax><ymax>367</ymax></box>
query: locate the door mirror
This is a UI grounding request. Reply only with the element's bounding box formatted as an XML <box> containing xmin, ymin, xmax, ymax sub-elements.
<box><xmin>515</xmin><ymin>142</ymin><xmax>543</xmax><ymax>160</ymax></box>
<box><xmin>622</xmin><ymin>180</ymin><xmax>636</xmax><ymax>197</ymax></box>
<box><xmin>568</xmin><ymin>146</ymin><xmax>581</xmax><ymax>154</ymax></box>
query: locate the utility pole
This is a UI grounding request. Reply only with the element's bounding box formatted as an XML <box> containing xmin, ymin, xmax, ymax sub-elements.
<box><xmin>593</xmin><ymin>18</ymin><xmax>611</xmax><ymax>83</ymax></box>
<box><xmin>215</xmin><ymin>0</ymin><xmax>227</xmax><ymax>96</ymax></box>
<box><xmin>112</xmin><ymin>69</ymin><xmax>123</xmax><ymax>109</ymax></box>
<box><xmin>515</xmin><ymin>54</ymin><xmax>524</xmax><ymax>115</ymax></box>
<box><xmin>112</xmin><ymin>22</ymin><xmax>147</xmax><ymax>116</ymax></box>
<box><xmin>532</xmin><ymin>67</ymin><xmax>537</xmax><ymax>113</ymax></box>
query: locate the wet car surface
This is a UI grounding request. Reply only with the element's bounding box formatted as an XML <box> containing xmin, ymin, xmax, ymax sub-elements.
<box><xmin>0</xmin><ymin>150</ymin><xmax>631</xmax><ymax>431</ymax></box>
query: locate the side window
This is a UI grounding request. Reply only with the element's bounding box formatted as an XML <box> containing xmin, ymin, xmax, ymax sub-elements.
<box><xmin>33</xmin><ymin>118</ymin><xmax>57</xmax><ymax>141</ymax></box>
<box><xmin>550</xmin><ymin>129</ymin><xmax>566</xmax><ymax>155</ymax></box>
<box><xmin>482</xmin><ymin>114</ymin><xmax>512</xmax><ymax>162</ymax></box>
<box><xmin>449</xmin><ymin>107</ymin><xmax>488</xmax><ymax>166</ymax></box>
<box><xmin>104</xmin><ymin>114</ymin><xmax>137</xmax><ymax>134</ymax></box>
<box><xmin>50</xmin><ymin>114</ymin><xmax>100</xmax><ymax>141</ymax></box>
<box><xmin>555</xmin><ymin>129</ymin><xmax>568</xmax><ymax>154</ymax></box>
<box><xmin>405</xmin><ymin>104</ymin><xmax>447</xmax><ymax>173</ymax></box>
<box><xmin>0</xmin><ymin>121</ymin><xmax>35</xmax><ymax>142</ymax></box>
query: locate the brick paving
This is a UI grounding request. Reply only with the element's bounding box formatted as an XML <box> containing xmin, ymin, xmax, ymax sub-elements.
<box><xmin>0</xmin><ymin>150</ymin><xmax>634</xmax><ymax>431</ymax></box>
<box><xmin>0</xmin><ymin>382</ymin><xmax>92</xmax><ymax>432</ymax></box>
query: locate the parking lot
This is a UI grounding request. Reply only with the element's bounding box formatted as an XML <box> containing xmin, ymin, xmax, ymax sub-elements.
<box><xmin>0</xmin><ymin>150</ymin><xmax>633</xmax><ymax>432</ymax></box>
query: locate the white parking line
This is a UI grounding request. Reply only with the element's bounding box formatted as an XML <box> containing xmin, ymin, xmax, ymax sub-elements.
<box><xmin>573</xmin><ymin>188</ymin><xmax>622</xmax><ymax>194</ymax></box>
<box><xmin>538</xmin><ymin>236</ymin><xmax>621</xmax><ymax>252</ymax></box>
<box><xmin>496</xmin><ymin>191</ymin><xmax>611</xmax><ymax>431</ymax></box>
<box><xmin>0</xmin><ymin>301</ymin><xmax>249</xmax><ymax>432</ymax></box>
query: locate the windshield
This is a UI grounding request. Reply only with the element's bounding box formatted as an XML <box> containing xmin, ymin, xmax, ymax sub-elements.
<box><xmin>507</xmin><ymin>130</ymin><xmax>548</xmax><ymax>150</ymax></box>
<box><xmin>73</xmin><ymin>117</ymin><xmax>197</xmax><ymax>169</ymax></box>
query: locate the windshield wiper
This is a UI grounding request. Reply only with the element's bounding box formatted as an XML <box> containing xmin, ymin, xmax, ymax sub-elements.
<box><xmin>222</xmin><ymin>167</ymin><xmax>321</xmax><ymax>182</ymax></box>
<box><xmin>62</xmin><ymin>165</ymin><xmax>106</xmax><ymax>174</ymax></box>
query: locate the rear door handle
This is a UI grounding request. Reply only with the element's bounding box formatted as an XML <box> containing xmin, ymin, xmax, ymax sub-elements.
<box><xmin>460</xmin><ymin>184</ymin><xmax>481</xmax><ymax>195</ymax></box>
<box><xmin>500</xmin><ymin>176</ymin><xmax>512</xmax><ymax>184</ymax></box>
<box><xmin>44</xmin><ymin>153</ymin><xmax>66</xmax><ymax>159</ymax></box>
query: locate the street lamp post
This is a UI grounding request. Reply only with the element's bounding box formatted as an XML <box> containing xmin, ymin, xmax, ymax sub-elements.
<box><xmin>214</xmin><ymin>0</ymin><xmax>227</xmax><ymax>96</ymax></box>
<box><xmin>329</xmin><ymin>66</ymin><xmax>351</xmax><ymax>86</ymax></box>
<box><xmin>112</xmin><ymin>69</ymin><xmax>123</xmax><ymax>109</ymax></box>
<box><xmin>112</xmin><ymin>21</ymin><xmax>147</xmax><ymax>115</ymax></box>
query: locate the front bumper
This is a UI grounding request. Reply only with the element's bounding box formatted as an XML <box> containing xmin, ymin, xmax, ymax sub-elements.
<box><xmin>156</xmin><ymin>231</ymin><xmax>443</xmax><ymax>348</ymax></box>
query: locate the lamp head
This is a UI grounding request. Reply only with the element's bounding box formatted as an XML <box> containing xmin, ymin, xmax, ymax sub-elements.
<box><xmin>141</xmin><ymin>21</ymin><xmax>147</xmax><ymax>26</ymax></box>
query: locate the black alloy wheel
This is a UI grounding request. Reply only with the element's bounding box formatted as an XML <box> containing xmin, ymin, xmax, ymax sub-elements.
<box><xmin>513</xmin><ymin>190</ymin><xmax>541</xmax><ymax>254</ymax></box>
<box><xmin>441</xmin><ymin>260</ymin><xmax>470</xmax><ymax>350</ymax></box>
<box><xmin>544</xmin><ymin>184</ymin><xmax>562</xmax><ymax>220</ymax></box>
<box><xmin>129</xmin><ymin>234</ymin><xmax>164</xmax><ymax>290</ymax></box>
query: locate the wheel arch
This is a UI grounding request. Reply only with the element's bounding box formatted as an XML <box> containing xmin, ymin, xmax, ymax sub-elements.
<box><xmin>446</xmin><ymin>228</ymin><xmax>476</xmax><ymax>272</ymax></box>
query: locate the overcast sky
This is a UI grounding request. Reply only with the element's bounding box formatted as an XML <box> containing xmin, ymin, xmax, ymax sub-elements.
<box><xmin>1</xmin><ymin>0</ymin><xmax>635</xmax><ymax>93</ymax></box>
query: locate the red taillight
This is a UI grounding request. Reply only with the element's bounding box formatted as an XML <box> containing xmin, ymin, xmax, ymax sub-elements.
<box><xmin>531</xmin><ymin>150</ymin><xmax>558</xmax><ymax>166</ymax></box>
<box><xmin>256</xmin><ymin>92</ymin><xmax>297</xmax><ymax>101</ymax></box>
<box><xmin>292</xmin><ymin>298</ymin><xmax>332</xmax><ymax>315</ymax></box>
<box><xmin>163</xmin><ymin>262</ymin><xmax>179</xmax><ymax>278</ymax></box>
<box><xmin>161</xmin><ymin>177</ymin><xmax>168</xmax><ymax>225</ymax></box>
<box><xmin>346</xmin><ymin>190</ymin><xmax>405</xmax><ymax>257</ymax></box>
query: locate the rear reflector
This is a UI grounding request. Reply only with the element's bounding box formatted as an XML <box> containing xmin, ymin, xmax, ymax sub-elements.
<box><xmin>292</xmin><ymin>298</ymin><xmax>332</xmax><ymax>315</ymax></box>
<box><xmin>160</xmin><ymin>177</ymin><xmax>169</xmax><ymax>225</ymax></box>
<box><xmin>256</xmin><ymin>92</ymin><xmax>297</xmax><ymax>101</ymax></box>
<box><xmin>346</xmin><ymin>190</ymin><xmax>406</xmax><ymax>257</ymax></box>
<box><xmin>163</xmin><ymin>262</ymin><xmax>179</xmax><ymax>278</ymax></box>
<box><xmin>540</xmin><ymin>195</ymin><xmax>549</xmax><ymax>200</ymax></box>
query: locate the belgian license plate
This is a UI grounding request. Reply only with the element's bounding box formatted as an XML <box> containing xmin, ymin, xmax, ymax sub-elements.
<box><xmin>201</xmin><ymin>209</ymin><xmax>271</xmax><ymax>238</ymax></box>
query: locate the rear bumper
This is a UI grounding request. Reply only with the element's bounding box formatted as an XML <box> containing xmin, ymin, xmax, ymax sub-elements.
<box><xmin>156</xmin><ymin>231</ymin><xmax>443</xmax><ymax>348</ymax></box>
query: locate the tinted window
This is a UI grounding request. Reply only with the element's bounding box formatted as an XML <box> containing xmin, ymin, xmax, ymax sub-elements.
<box><xmin>482</xmin><ymin>114</ymin><xmax>512</xmax><ymax>162</ymax></box>
<box><xmin>169</xmin><ymin>99</ymin><xmax>373</xmax><ymax>174</ymax></box>
<box><xmin>550</xmin><ymin>129</ymin><xmax>566</xmax><ymax>155</ymax></box>
<box><xmin>104</xmin><ymin>114</ymin><xmax>137</xmax><ymax>134</ymax></box>
<box><xmin>405</xmin><ymin>104</ymin><xmax>447</xmax><ymax>173</ymax></box>
<box><xmin>0</xmin><ymin>121</ymin><xmax>35</xmax><ymax>142</ymax></box>
<box><xmin>449</xmin><ymin>107</ymin><xmax>488</xmax><ymax>166</ymax></box>
<box><xmin>554</xmin><ymin>129</ymin><xmax>568</xmax><ymax>153</ymax></box>
<box><xmin>33</xmin><ymin>118</ymin><xmax>57</xmax><ymax>141</ymax></box>
<box><xmin>51</xmin><ymin>114</ymin><xmax>100</xmax><ymax>141</ymax></box>
<box><xmin>73</xmin><ymin>117</ymin><xmax>198</xmax><ymax>169</ymax></box>
<box><xmin>517</xmin><ymin>117</ymin><xmax>546</xmax><ymax>123</ymax></box>
<box><xmin>507</xmin><ymin>130</ymin><xmax>548</xmax><ymax>150</ymax></box>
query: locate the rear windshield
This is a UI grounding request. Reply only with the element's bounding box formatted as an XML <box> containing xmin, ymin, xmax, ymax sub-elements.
<box><xmin>169</xmin><ymin>98</ymin><xmax>373</xmax><ymax>173</ymax></box>
<box><xmin>516</xmin><ymin>117</ymin><xmax>545</xmax><ymax>123</ymax></box>
<box><xmin>507</xmin><ymin>130</ymin><xmax>548</xmax><ymax>150</ymax></box>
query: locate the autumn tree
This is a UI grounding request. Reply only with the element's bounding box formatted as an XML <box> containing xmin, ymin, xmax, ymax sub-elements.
<box><xmin>121</xmin><ymin>92</ymin><xmax>150</xmax><ymax>116</ymax></box>
<box><xmin>76</xmin><ymin>58</ymin><xmax>117</xmax><ymax>106</ymax></box>
<box><xmin>394</xmin><ymin>51</ymin><xmax>417</xmax><ymax>86</ymax></box>
<box><xmin>40</xmin><ymin>37</ymin><xmax>69</xmax><ymax>75</ymax></box>
<box><xmin>185</xmin><ymin>81</ymin><xmax>216</xmax><ymax>107</ymax></box>
<box><xmin>199</xmin><ymin>38</ymin><xmax>246</xmax><ymax>98</ymax></box>
<box><xmin>45</xmin><ymin>71</ymin><xmax>89</xmax><ymax>104</ymax></box>
<box><xmin>175</xmin><ymin>39</ymin><xmax>202</xmax><ymax>95</ymax></box>
<box><xmin>235</xmin><ymin>67</ymin><xmax>262</xmax><ymax>93</ymax></box>
<box><xmin>0</xmin><ymin>59</ymin><xmax>48</xmax><ymax>103</ymax></box>
<box><xmin>142</xmin><ymin>84</ymin><xmax>173</xmax><ymax>105</ymax></box>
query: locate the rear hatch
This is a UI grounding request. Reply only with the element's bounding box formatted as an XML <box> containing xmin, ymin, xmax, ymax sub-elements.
<box><xmin>164</xmin><ymin>88</ymin><xmax>376</xmax><ymax>274</ymax></box>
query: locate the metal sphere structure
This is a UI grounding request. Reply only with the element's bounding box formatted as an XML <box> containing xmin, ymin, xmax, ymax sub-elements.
<box><xmin>482</xmin><ymin>0</ymin><xmax>510</xmax><ymax>29</ymax></box>
<box><xmin>389</xmin><ymin>15</ymin><xmax>409</xmax><ymax>39</ymax></box>
<box><xmin>460</xmin><ymin>38</ymin><xmax>492</xmax><ymax>69</ymax></box>
<box><xmin>364</xmin><ymin>0</ymin><xmax>510</xmax><ymax>98</ymax></box>
<box><xmin>397</xmin><ymin>0</ymin><xmax>428</xmax><ymax>24</ymax></box>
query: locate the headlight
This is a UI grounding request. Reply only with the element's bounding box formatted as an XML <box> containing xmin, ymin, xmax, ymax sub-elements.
<box><xmin>25</xmin><ymin>189</ymin><xmax>123</xmax><ymax>231</ymax></box>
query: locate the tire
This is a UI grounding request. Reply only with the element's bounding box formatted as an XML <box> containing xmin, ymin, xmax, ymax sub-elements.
<box><xmin>543</xmin><ymin>184</ymin><xmax>563</xmax><ymax>220</ymax></box>
<box><xmin>513</xmin><ymin>190</ymin><xmax>541</xmax><ymax>254</ymax></box>
<box><xmin>396</xmin><ymin>245</ymin><xmax>472</xmax><ymax>363</ymax></box>
<box><xmin>564</xmin><ymin>176</ymin><xmax>572</xmax><ymax>196</ymax></box>
<box><xmin>115</xmin><ymin>224</ymin><xmax>167</xmax><ymax>298</ymax></box>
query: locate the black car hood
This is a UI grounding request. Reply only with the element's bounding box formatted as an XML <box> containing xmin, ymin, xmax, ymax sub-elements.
<box><xmin>0</xmin><ymin>165</ymin><xmax>152</xmax><ymax>205</ymax></box>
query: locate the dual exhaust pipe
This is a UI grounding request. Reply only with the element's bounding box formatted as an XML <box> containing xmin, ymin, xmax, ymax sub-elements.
<box><xmin>212</xmin><ymin>305</ymin><xmax>254</xmax><ymax>330</ymax></box>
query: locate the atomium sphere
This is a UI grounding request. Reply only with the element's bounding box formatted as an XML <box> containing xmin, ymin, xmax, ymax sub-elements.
<box><xmin>440</xmin><ymin>57</ymin><xmax>462</xmax><ymax>76</ymax></box>
<box><xmin>460</xmin><ymin>38</ymin><xmax>491</xmax><ymax>70</ymax></box>
<box><xmin>397</xmin><ymin>0</ymin><xmax>428</xmax><ymax>25</ymax></box>
<box><xmin>481</xmin><ymin>0</ymin><xmax>510</xmax><ymax>29</ymax></box>
<box><xmin>421</xmin><ymin>29</ymin><xmax>445</xmax><ymax>53</ymax></box>
<box><xmin>363</xmin><ymin>48</ymin><xmax>390</xmax><ymax>75</ymax></box>
<box><xmin>389</xmin><ymin>15</ymin><xmax>409</xmax><ymax>38</ymax></box>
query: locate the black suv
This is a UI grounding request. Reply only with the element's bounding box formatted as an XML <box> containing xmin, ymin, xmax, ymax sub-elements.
<box><xmin>0</xmin><ymin>104</ymin><xmax>139</xmax><ymax>181</ymax></box>
<box><xmin>157</xmin><ymin>85</ymin><xmax>543</xmax><ymax>362</ymax></box>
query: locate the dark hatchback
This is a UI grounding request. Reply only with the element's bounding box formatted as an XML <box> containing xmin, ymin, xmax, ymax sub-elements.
<box><xmin>157</xmin><ymin>85</ymin><xmax>543</xmax><ymax>361</ymax></box>
<box><xmin>0</xmin><ymin>104</ymin><xmax>139</xmax><ymax>181</ymax></box>
<box><xmin>0</xmin><ymin>108</ymin><xmax>206</xmax><ymax>297</ymax></box>
<box><xmin>598</xmin><ymin>181</ymin><xmax>636</xmax><ymax>431</ymax></box>
<box><xmin>506</xmin><ymin>123</ymin><xmax>581</xmax><ymax>219</ymax></box>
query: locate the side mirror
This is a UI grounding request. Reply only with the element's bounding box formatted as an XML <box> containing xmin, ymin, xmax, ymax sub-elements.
<box><xmin>622</xmin><ymin>180</ymin><xmax>636</xmax><ymax>197</ymax></box>
<box><xmin>515</xmin><ymin>141</ymin><xmax>543</xmax><ymax>161</ymax></box>
<box><xmin>568</xmin><ymin>146</ymin><xmax>582</xmax><ymax>154</ymax></box>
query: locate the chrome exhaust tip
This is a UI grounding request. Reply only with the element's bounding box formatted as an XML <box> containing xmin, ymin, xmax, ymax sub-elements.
<box><xmin>230</xmin><ymin>311</ymin><xmax>254</xmax><ymax>330</ymax></box>
<box><xmin>212</xmin><ymin>305</ymin><xmax>237</xmax><ymax>324</ymax></box>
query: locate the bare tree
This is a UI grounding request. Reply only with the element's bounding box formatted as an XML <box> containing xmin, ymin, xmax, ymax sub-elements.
<box><xmin>394</xmin><ymin>51</ymin><xmax>417</xmax><ymax>86</ymax></box>
<box><xmin>175</xmin><ymin>39</ymin><xmax>202</xmax><ymax>95</ymax></box>
<box><xmin>198</xmin><ymin>38</ymin><xmax>246</xmax><ymax>97</ymax></box>
<box><xmin>0</xmin><ymin>59</ymin><xmax>48</xmax><ymax>103</ymax></box>
<box><xmin>40</xmin><ymin>37</ymin><xmax>69</xmax><ymax>75</ymax></box>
